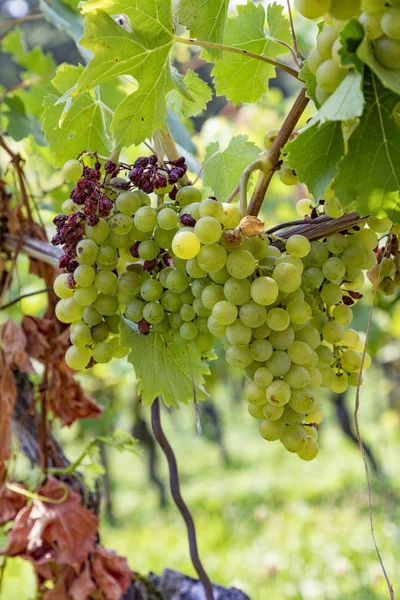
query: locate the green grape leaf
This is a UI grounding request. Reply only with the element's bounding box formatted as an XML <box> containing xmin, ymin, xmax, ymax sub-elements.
<box><xmin>1</xmin><ymin>29</ymin><xmax>25</xmax><ymax>62</ymax></box>
<box><xmin>311</xmin><ymin>71</ymin><xmax>364</xmax><ymax>124</ymax></box>
<box><xmin>75</xmin><ymin>3</ymin><xmax>174</xmax><ymax>148</ymax></box>
<box><xmin>338</xmin><ymin>19</ymin><xmax>364</xmax><ymax>70</ymax></box>
<box><xmin>212</xmin><ymin>2</ymin><xmax>291</xmax><ymax>105</ymax></box>
<box><xmin>167</xmin><ymin>69</ymin><xmax>212</xmax><ymax>118</ymax></box>
<box><xmin>39</xmin><ymin>0</ymin><xmax>85</xmax><ymax>48</ymax></box>
<box><xmin>287</xmin><ymin>122</ymin><xmax>344</xmax><ymax>200</ymax></box>
<box><xmin>299</xmin><ymin>62</ymin><xmax>318</xmax><ymax>106</ymax></box>
<box><xmin>119</xmin><ymin>318</ymin><xmax>210</xmax><ymax>407</ymax></box>
<box><xmin>2</xmin><ymin>96</ymin><xmax>44</xmax><ymax>143</ymax></box>
<box><xmin>2</xmin><ymin>28</ymin><xmax>56</xmax><ymax>75</ymax></box>
<box><xmin>357</xmin><ymin>36</ymin><xmax>400</xmax><ymax>95</ymax></box>
<box><xmin>96</xmin><ymin>430</ymin><xmax>140</xmax><ymax>454</ymax></box>
<box><xmin>335</xmin><ymin>69</ymin><xmax>400</xmax><ymax>219</ymax></box>
<box><xmin>176</xmin><ymin>0</ymin><xmax>229</xmax><ymax>59</ymax></box>
<box><xmin>42</xmin><ymin>64</ymin><xmax>112</xmax><ymax>166</ymax></box>
<box><xmin>202</xmin><ymin>135</ymin><xmax>261</xmax><ymax>201</ymax></box>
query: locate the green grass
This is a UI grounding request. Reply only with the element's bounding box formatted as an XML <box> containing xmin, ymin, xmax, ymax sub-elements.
<box><xmin>2</xmin><ymin>368</ymin><xmax>400</xmax><ymax>599</ymax></box>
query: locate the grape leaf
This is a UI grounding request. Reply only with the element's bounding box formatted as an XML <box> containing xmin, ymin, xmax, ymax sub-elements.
<box><xmin>335</xmin><ymin>69</ymin><xmax>400</xmax><ymax>219</ymax></box>
<box><xmin>287</xmin><ymin>122</ymin><xmax>344</xmax><ymax>200</ymax></box>
<box><xmin>2</xmin><ymin>96</ymin><xmax>44</xmax><ymax>143</ymax></box>
<box><xmin>176</xmin><ymin>0</ymin><xmax>229</xmax><ymax>59</ymax></box>
<box><xmin>212</xmin><ymin>2</ymin><xmax>291</xmax><ymax>105</ymax></box>
<box><xmin>202</xmin><ymin>135</ymin><xmax>261</xmax><ymax>201</ymax></box>
<box><xmin>311</xmin><ymin>71</ymin><xmax>364</xmax><ymax>124</ymax></box>
<box><xmin>2</xmin><ymin>29</ymin><xmax>56</xmax><ymax>75</ymax></box>
<box><xmin>42</xmin><ymin>64</ymin><xmax>112</xmax><ymax>166</ymax></box>
<box><xmin>119</xmin><ymin>318</ymin><xmax>210</xmax><ymax>407</ymax></box>
<box><xmin>299</xmin><ymin>62</ymin><xmax>318</xmax><ymax>106</ymax></box>
<box><xmin>357</xmin><ymin>36</ymin><xmax>400</xmax><ymax>95</ymax></box>
<box><xmin>75</xmin><ymin>2</ymin><xmax>174</xmax><ymax>148</ymax></box>
<box><xmin>38</xmin><ymin>0</ymin><xmax>85</xmax><ymax>47</ymax></box>
<box><xmin>167</xmin><ymin>69</ymin><xmax>212</xmax><ymax>118</ymax></box>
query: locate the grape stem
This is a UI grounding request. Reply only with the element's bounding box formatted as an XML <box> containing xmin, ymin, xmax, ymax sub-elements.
<box><xmin>285</xmin><ymin>0</ymin><xmax>304</xmax><ymax>64</ymax></box>
<box><xmin>248</xmin><ymin>87</ymin><xmax>309</xmax><ymax>217</ymax></box>
<box><xmin>240</xmin><ymin>159</ymin><xmax>267</xmax><ymax>218</ymax></box>
<box><xmin>174</xmin><ymin>36</ymin><xmax>300</xmax><ymax>80</ymax></box>
<box><xmin>158</xmin><ymin>121</ymin><xmax>190</xmax><ymax>186</ymax></box>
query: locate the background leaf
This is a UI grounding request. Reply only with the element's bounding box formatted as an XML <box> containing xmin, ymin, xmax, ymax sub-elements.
<box><xmin>211</xmin><ymin>2</ymin><xmax>291</xmax><ymax>105</ymax></box>
<box><xmin>167</xmin><ymin>69</ymin><xmax>212</xmax><ymax>118</ymax></box>
<box><xmin>119</xmin><ymin>318</ymin><xmax>210</xmax><ymax>408</ymax></box>
<box><xmin>202</xmin><ymin>135</ymin><xmax>261</xmax><ymax>201</ymax></box>
<box><xmin>176</xmin><ymin>0</ymin><xmax>229</xmax><ymax>59</ymax></box>
<box><xmin>335</xmin><ymin>68</ymin><xmax>400</xmax><ymax>219</ymax></box>
<box><xmin>311</xmin><ymin>72</ymin><xmax>364</xmax><ymax>124</ymax></box>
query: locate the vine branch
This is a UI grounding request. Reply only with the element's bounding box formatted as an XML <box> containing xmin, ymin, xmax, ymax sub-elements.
<box><xmin>248</xmin><ymin>87</ymin><xmax>309</xmax><ymax>216</ymax></box>
<box><xmin>175</xmin><ymin>37</ymin><xmax>300</xmax><ymax>80</ymax></box>
<box><xmin>150</xmin><ymin>398</ymin><xmax>214</xmax><ymax>600</ymax></box>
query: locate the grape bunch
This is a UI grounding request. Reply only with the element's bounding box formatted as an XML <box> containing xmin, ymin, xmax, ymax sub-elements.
<box><xmin>296</xmin><ymin>0</ymin><xmax>400</xmax><ymax>106</ymax></box>
<box><xmin>367</xmin><ymin>227</ymin><xmax>400</xmax><ymax>293</ymax></box>
<box><xmin>52</xmin><ymin>155</ymin><xmax>382</xmax><ymax>462</ymax></box>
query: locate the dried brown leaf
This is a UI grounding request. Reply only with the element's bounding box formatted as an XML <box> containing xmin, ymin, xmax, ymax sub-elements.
<box><xmin>0</xmin><ymin>350</ymin><xmax>18</xmax><ymax>461</ymax></box>
<box><xmin>7</xmin><ymin>204</ymin><xmax>24</xmax><ymax>235</ymax></box>
<box><xmin>1</xmin><ymin>320</ymin><xmax>34</xmax><ymax>373</ymax></box>
<box><xmin>91</xmin><ymin>546</ymin><xmax>132</xmax><ymax>600</ymax></box>
<box><xmin>0</xmin><ymin>464</ymin><xmax>27</xmax><ymax>525</ymax></box>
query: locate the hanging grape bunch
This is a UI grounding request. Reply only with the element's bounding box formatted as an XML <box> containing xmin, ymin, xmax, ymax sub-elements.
<box><xmin>52</xmin><ymin>154</ymin><xmax>388</xmax><ymax>462</ymax></box>
<box><xmin>295</xmin><ymin>0</ymin><xmax>400</xmax><ymax>105</ymax></box>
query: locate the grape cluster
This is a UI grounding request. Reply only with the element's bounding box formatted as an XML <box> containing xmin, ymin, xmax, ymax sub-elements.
<box><xmin>53</xmin><ymin>156</ymin><xmax>381</xmax><ymax>461</ymax></box>
<box><xmin>367</xmin><ymin>227</ymin><xmax>400</xmax><ymax>293</ymax></box>
<box><xmin>296</xmin><ymin>0</ymin><xmax>400</xmax><ymax>106</ymax></box>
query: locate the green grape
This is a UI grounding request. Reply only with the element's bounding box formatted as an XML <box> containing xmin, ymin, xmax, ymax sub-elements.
<box><xmin>295</xmin><ymin>0</ymin><xmax>331</xmax><ymax>17</ymax></box>
<box><xmin>161</xmin><ymin>290</ymin><xmax>183</xmax><ymax>312</ymax></box>
<box><xmin>381</xmin><ymin>8</ymin><xmax>400</xmax><ymax>40</ymax></box>
<box><xmin>298</xmin><ymin>436</ymin><xmax>319</xmax><ymax>461</ymax></box>
<box><xmin>359</xmin><ymin>11</ymin><xmax>383</xmax><ymax>39</ymax></box>
<box><xmin>221</xmin><ymin>203</ymin><xmax>240</xmax><ymax>228</ymax></box>
<box><xmin>308</xmin><ymin>366</ymin><xmax>323</xmax><ymax>390</ymax></box>
<box><xmin>61</xmin><ymin>199</ymin><xmax>80</xmax><ymax>215</ymax></box>
<box><xmin>266</xmin><ymin>307</ymin><xmax>290</xmax><ymax>331</ymax></box>
<box><xmin>97</xmin><ymin>245</ymin><xmax>118</xmax><ymax>266</ymax></box>
<box><xmin>320</xmin><ymin>365</ymin><xmax>336</xmax><ymax>387</ymax></box>
<box><xmin>250</xmin><ymin>276</ymin><xmax>279</xmax><ymax>306</ymax></box>
<box><xmin>199</xmin><ymin>198</ymin><xmax>224</xmax><ymax>221</ymax></box>
<box><xmin>143</xmin><ymin>302</ymin><xmax>165</xmax><ymax>324</ymax></box>
<box><xmin>194</xmin><ymin>216</ymin><xmax>222</xmax><ymax>245</ymax></box>
<box><xmin>357</xmin><ymin>227</ymin><xmax>378</xmax><ymax>251</ymax></box>
<box><xmin>168</xmin><ymin>312</ymin><xmax>182</xmax><ymax>330</ymax></box>
<box><xmin>91</xmin><ymin>321</ymin><xmax>109</xmax><ymax>342</ymax></box>
<box><xmin>340</xmin><ymin>328</ymin><xmax>360</xmax><ymax>348</ymax></box>
<box><xmin>341</xmin><ymin>246</ymin><xmax>367</xmax><ymax>269</ymax></box>
<box><xmin>281</xmin><ymin>425</ymin><xmax>308</xmax><ymax>453</ymax></box>
<box><xmin>137</xmin><ymin>240</ymin><xmax>159</xmax><ymax>261</ymax></box>
<box><xmin>190</xmin><ymin>331</ymin><xmax>213</xmax><ymax>353</ymax></box>
<box><xmin>262</xmin><ymin>403</ymin><xmax>284</xmax><ymax>421</ymax></box>
<box><xmin>254</xmin><ymin>366</ymin><xmax>274</xmax><ymax>387</ymax></box>
<box><xmin>316</xmin><ymin>59</ymin><xmax>347</xmax><ymax>93</ymax></box>
<box><xmin>317</xmin><ymin>24</ymin><xmax>338</xmax><ymax>59</ymax></box>
<box><xmin>151</xmin><ymin>227</ymin><xmax>171</xmax><ymax>247</ymax></box>
<box><xmin>158</xmin><ymin>267</ymin><xmax>173</xmax><ymax>288</ymax></box>
<box><xmin>316</xmin><ymin>84</ymin><xmax>331</xmax><ymax>105</ymax></box>
<box><xmin>302</xmin><ymin>267</ymin><xmax>324</xmax><ymax>289</ymax></box>
<box><xmin>244</xmin><ymin>380</ymin><xmax>267</xmax><ymax>406</ymax></box>
<box><xmin>133</xmin><ymin>206</ymin><xmax>158</xmax><ymax>232</ymax></box>
<box><xmin>212</xmin><ymin>300</ymin><xmax>238</xmax><ymax>326</ymax></box>
<box><xmin>265</xmin><ymin>350</ymin><xmax>291</xmax><ymax>377</ymax></box>
<box><xmin>249</xmin><ymin>340</ymin><xmax>273</xmax><ymax>363</ymax></box>
<box><xmin>198</xmin><ymin>244</ymin><xmax>227</xmax><ymax>271</ymax></box>
<box><xmin>176</xmin><ymin>186</ymin><xmax>202</xmax><ymax>206</ymax></box>
<box><xmin>368</xmin><ymin>216</ymin><xmax>392</xmax><ymax>232</ymax></box>
<box><xmin>65</xmin><ymin>345</ymin><xmax>91</xmax><ymax>370</ymax></box>
<box><xmin>330</xmin><ymin>0</ymin><xmax>361</xmax><ymax>19</ymax></box>
<box><xmin>266</xmin><ymin>380</ymin><xmax>292</xmax><ymax>406</ymax></box>
<box><xmin>316</xmin><ymin>344</ymin><xmax>334</xmax><ymax>365</ymax></box>
<box><xmin>324</xmin><ymin>196</ymin><xmax>344</xmax><ymax>218</ymax></box>
<box><xmin>276</xmin><ymin>255</ymin><xmax>304</xmax><ymax>274</ymax></box>
<box><xmin>73</xmin><ymin>284</ymin><xmax>98</xmax><ymax>307</ymax></box>
<box><xmin>250</xmin><ymin>235</ymin><xmax>269</xmax><ymax>260</ymax></box>
<box><xmin>341</xmin><ymin>349</ymin><xmax>362</xmax><ymax>372</ymax></box>
<box><xmin>109</xmin><ymin>213</ymin><xmax>133</xmax><ymax>236</ymax></box>
<box><xmin>186</xmin><ymin>258</ymin><xmax>207</xmax><ymax>279</ymax></box>
<box><xmin>320</xmin><ymin>283</ymin><xmax>342</xmax><ymax>305</ymax></box>
<box><xmin>164</xmin><ymin>270</ymin><xmax>188</xmax><ymax>294</ymax></box>
<box><xmin>283</xmin><ymin>364</ymin><xmax>311</xmax><ymax>389</ymax></box>
<box><xmin>326</xmin><ymin>232</ymin><xmax>348</xmax><ymax>254</ymax></box>
<box><xmin>322</xmin><ymin>320</ymin><xmax>344</xmax><ymax>343</ymax></box>
<box><xmin>180</xmin><ymin>203</ymin><xmax>201</xmax><ymax>221</ymax></box>
<box><xmin>263</xmin><ymin>128</ymin><xmax>279</xmax><ymax>149</ymax></box>
<box><xmin>259</xmin><ymin>418</ymin><xmax>285</xmax><ymax>442</ymax></box>
<box><xmin>225</xmin><ymin>345</ymin><xmax>253</xmax><ymax>369</ymax></box>
<box><xmin>104</xmin><ymin>314</ymin><xmax>120</xmax><ymax>334</ymax></box>
<box><xmin>224</xmin><ymin>278</ymin><xmax>252</xmax><ymax>306</ymax></box>
<box><xmin>272</xmin><ymin>262</ymin><xmax>302</xmax><ymax>293</ymax></box>
<box><xmin>295</xmin><ymin>325</ymin><xmax>320</xmax><ymax>350</ymax></box>
<box><xmin>207</xmin><ymin>315</ymin><xmax>227</xmax><ymax>338</ymax></box>
<box><xmin>201</xmin><ymin>284</ymin><xmax>225</xmax><ymax>309</ymax></box>
<box><xmin>331</xmin><ymin>372</ymin><xmax>349</xmax><ymax>393</ymax></box>
<box><xmin>288</xmin><ymin>341</ymin><xmax>313</xmax><ymax>365</ymax></box>
<box><xmin>226</xmin><ymin>249</ymin><xmax>255</xmax><ymax>280</ymax></box>
<box><xmin>180</xmin><ymin>304</ymin><xmax>196</xmax><ymax>322</ymax></box>
<box><xmin>62</xmin><ymin>159</ymin><xmax>82</xmax><ymax>180</ymax></box>
<box><xmin>308</xmin><ymin>48</ymin><xmax>324</xmax><ymax>75</ymax></box>
<box><xmin>82</xmin><ymin>305</ymin><xmax>103</xmax><ymax>327</ymax></box>
<box><xmin>289</xmin><ymin>388</ymin><xmax>316</xmax><ymax>413</ymax></box>
<box><xmin>94</xmin><ymin>294</ymin><xmax>119</xmax><ymax>316</ymax></box>
<box><xmin>76</xmin><ymin>239</ymin><xmax>98</xmax><ymax>265</ymax></box>
<box><xmin>118</xmin><ymin>272</ymin><xmax>142</xmax><ymax>297</ymax></box>
<box><xmin>296</xmin><ymin>198</ymin><xmax>314</xmax><ymax>217</ymax></box>
<box><xmin>322</xmin><ymin>256</ymin><xmax>346</xmax><ymax>281</ymax></box>
<box><xmin>180</xmin><ymin>322</ymin><xmax>198</xmax><ymax>340</ymax></box>
<box><xmin>54</xmin><ymin>273</ymin><xmax>74</xmax><ymax>299</ymax></box>
<box><xmin>61</xmin><ymin>297</ymin><xmax>84</xmax><ymax>322</ymax></box>
<box><xmin>251</xmin><ymin>322</ymin><xmax>271</xmax><ymax>339</ymax></box>
<box><xmin>305</xmin><ymin>240</ymin><xmax>330</xmax><ymax>267</ymax></box>
<box><xmin>157</xmin><ymin>207</ymin><xmax>178</xmax><ymax>230</ymax></box>
<box><xmin>132</xmin><ymin>189</ymin><xmax>151</xmax><ymax>206</ymax></box>
<box><xmin>108</xmin><ymin>336</ymin><xmax>130</xmax><ymax>358</ymax></box>
<box><xmin>196</xmin><ymin>316</ymin><xmax>209</xmax><ymax>333</ymax></box>
<box><xmin>93</xmin><ymin>341</ymin><xmax>114</xmax><ymax>364</ymax></box>
<box><xmin>209</xmin><ymin>267</ymin><xmax>230</xmax><ymax>285</ymax></box>
<box><xmin>115</xmin><ymin>191</ymin><xmax>140</xmax><ymax>215</ymax></box>
<box><xmin>95</xmin><ymin>271</ymin><xmax>118</xmax><ymax>295</ymax></box>
<box><xmin>70</xmin><ymin>322</ymin><xmax>92</xmax><ymax>346</ymax></box>
<box><xmin>193</xmin><ymin>298</ymin><xmax>211</xmax><ymax>317</ymax></box>
<box><xmin>286</xmin><ymin>300</ymin><xmax>312</xmax><ymax>325</ymax></box>
<box><xmin>239</xmin><ymin>301</ymin><xmax>267</xmax><ymax>328</ymax></box>
<box><xmin>332</xmin><ymin>304</ymin><xmax>353</xmax><ymax>325</ymax></box>
<box><xmin>140</xmin><ymin>280</ymin><xmax>163</xmax><ymax>302</ymax></box>
<box><xmin>126</xmin><ymin>299</ymin><xmax>144</xmax><ymax>322</ymax></box>
<box><xmin>172</xmin><ymin>231</ymin><xmax>201</xmax><ymax>260</ymax></box>
<box><xmin>191</xmin><ymin>279</ymin><xmax>209</xmax><ymax>298</ymax></box>
<box><xmin>361</xmin><ymin>0</ymin><xmax>385</xmax><ymax>12</ymax></box>
<box><xmin>226</xmin><ymin>320</ymin><xmax>252</xmax><ymax>347</ymax></box>
<box><xmin>74</xmin><ymin>265</ymin><xmax>95</xmax><ymax>287</ymax></box>
<box><xmin>280</xmin><ymin>405</ymin><xmax>304</xmax><ymax>425</ymax></box>
<box><xmin>267</xmin><ymin>327</ymin><xmax>293</xmax><ymax>351</ymax></box>
<box><xmin>154</xmin><ymin>182</ymin><xmax>174</xmax><ymax>195</ymax></box>
<box><xmin>248</xmin><ymin>404</ymin><xmax>264</xmax><ymax>419</ymax></box>
<box><xmin>106</xmin><ymin>230</ymin><xmax>131</xmax><ymax>249</ymax></box>
<box><xmin>279</xmin><ymin>164</ymin><xmax>299</xmax><ymax>185</ymax></box>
